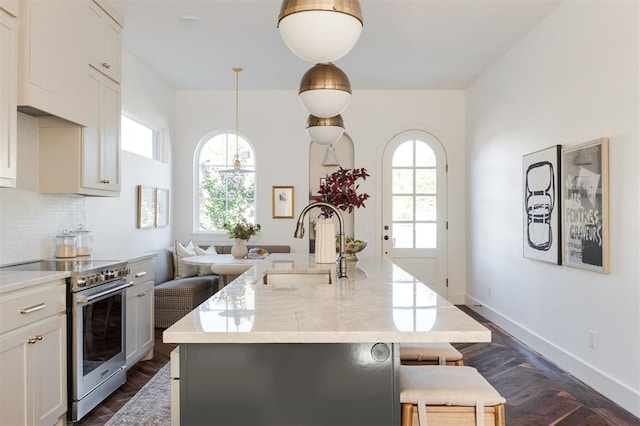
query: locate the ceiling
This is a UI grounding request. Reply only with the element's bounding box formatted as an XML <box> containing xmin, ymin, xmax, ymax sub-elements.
<box><xmin>109</xmin><ymin>0</ymin><xmax>561</xmax><ymax>91</ymax></box>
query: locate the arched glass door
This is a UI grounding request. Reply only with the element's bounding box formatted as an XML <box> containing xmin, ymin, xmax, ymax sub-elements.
<box><xmin>382</xmin><ymin>130</ymin><xmax>448</xmax><ymax>297</ymax></box>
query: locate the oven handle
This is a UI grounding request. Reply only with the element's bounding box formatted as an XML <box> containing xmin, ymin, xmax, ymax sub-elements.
<box><xmin>76</xmin><ymin>281</ymin><xmax>133</xmax><ymax>304</ymax></box>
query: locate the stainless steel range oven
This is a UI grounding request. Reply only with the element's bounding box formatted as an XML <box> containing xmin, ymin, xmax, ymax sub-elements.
<box><xmin>1</xmin><ymin>259</ymin><xmax>130</xmax><ymax>423</ymax></box>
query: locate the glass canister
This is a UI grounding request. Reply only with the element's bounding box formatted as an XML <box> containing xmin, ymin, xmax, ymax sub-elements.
<box><xmin>72</xmin><ymin>225</ymin><xmax>93</xmax><ymax>256</ymax></box>
<box><xmin>55</xmin><ymin>233</ymin><xmax>78</xmax><ymax>258</ymax></box>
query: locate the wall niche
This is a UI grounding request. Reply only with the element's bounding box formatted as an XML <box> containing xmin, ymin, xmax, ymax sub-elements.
<box><xmin>307</xmin><ymin>133</ymin><xmax>355</xmax><ymax>252</ymax></box>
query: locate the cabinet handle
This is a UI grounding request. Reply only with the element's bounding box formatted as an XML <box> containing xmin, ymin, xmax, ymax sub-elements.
<box><xmin>101</xmin><ymin>61</ymin><xmax>111</xmax><ymax>69</ymax></box>
<box><xmin>100</xmin><ymin>179</ymin><xmax>110</xmax><ymax>184</ymax></box>
<box><xmin>27</xmin><ymin>335</ymin><xmax>43</xmax><ymax>344</ymax></box>
<box><xmin>137</xmin><ymin>292</ymin><xmax>146</xmax><ymax>298</ymax></box>
<box><xmin>20</xmin><ymin>303</ymin><xmax>46</xmax><ymax>314</ymax></box>
<box><xmin>135</xmin><ymin>271</ymin><xmax>147</xmax><ymax>278</ymax></box>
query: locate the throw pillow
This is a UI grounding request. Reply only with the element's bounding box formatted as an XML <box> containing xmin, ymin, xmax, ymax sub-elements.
<box><xmin>173</xmin><ymin>240</ymin><xmax>198</xmax><ymax>279</ymax></box>
<box><xmin>193</xmin><ymin>245</ymin><xmax>219</xmax><ymax>276</ymax></box>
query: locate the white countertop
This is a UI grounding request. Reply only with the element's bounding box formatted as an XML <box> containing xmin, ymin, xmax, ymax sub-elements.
<box><xmin>0</xmin><ymin>270</ymin><xmax>70</xmax><ymax>295</ymax></box>
<box><xmin>164</xmin><ymin>253</ymin><xmax>491</xmax><ymax>344</ymax></box>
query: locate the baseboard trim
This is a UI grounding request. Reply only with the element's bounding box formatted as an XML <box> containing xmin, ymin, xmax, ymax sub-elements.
<box><xmin>464</xmin><ymin>295</ymin><xmax>640</xmax><ymax>418</ymax></box>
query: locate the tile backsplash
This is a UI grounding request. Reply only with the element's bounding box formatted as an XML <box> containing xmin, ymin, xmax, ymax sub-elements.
<box><xmin>0</xmin><ymin>188</ymin><xmax>86</xmax><ymax>265</ymax></box>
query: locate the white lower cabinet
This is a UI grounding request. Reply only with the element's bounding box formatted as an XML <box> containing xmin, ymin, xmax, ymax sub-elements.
<box><xmin>0</xmin><ymin>281</ymin><xmax>66</xmax><ymax>426</ymax></box>
<box><xmin>126</xmin><ymin>256</ymin><xmax>155</xmax><ymax>368</ymax></box>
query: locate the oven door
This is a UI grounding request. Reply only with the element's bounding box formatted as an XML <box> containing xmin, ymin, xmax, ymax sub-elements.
<box><xmin>71</xmin><ymin>279</ymin><xmax>132</xmax><ymax>401</ymax></box>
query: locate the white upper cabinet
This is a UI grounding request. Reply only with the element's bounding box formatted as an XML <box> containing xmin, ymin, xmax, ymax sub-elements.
<box><xmin>88</xmin><ymin>0</ymin><xmax>122</xmax><ymax>83</ymax></box>
<box><xmin>0</xmin><ymin>5</ymin><xmax>17</xmax><ymax>187</ymax></box>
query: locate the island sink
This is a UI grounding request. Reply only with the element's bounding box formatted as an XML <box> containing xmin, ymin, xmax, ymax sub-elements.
<box><xmin>261</xmin><ymin>268</ymin><xmax>332</xmax><ymax>285</ymax></box>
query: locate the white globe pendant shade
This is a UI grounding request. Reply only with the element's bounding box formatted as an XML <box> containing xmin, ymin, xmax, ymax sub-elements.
<box><xmin>306</xmin><ymin>115</ymin><xmax>345</xmax><ymax>145</ymax></box>
<box><xmin>299</xmin><ymin>63</ymin><xmax>351</xmax><ymax>118</ymax></box>
<box><xmin>277</xmin><ymin>0</ymin><xmax>363</xmax><ymax>63</ymax></box>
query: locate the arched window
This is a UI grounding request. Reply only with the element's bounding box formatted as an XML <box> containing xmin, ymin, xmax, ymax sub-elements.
<box><xmin>195</xmin><ymin>132</ymin><xmax>256</xmax><ymax>232</ymax></box>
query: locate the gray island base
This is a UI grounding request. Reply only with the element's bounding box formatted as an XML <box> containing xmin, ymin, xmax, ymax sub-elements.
<box><xmin>181</xmin><ymin>342</ymin><xmax>399</xmax><ymax>426</ymax></box>
<box><xmin>164</xmin><ymin>254</ymin><xmax>491</xmax><ymax>426</ymax></box>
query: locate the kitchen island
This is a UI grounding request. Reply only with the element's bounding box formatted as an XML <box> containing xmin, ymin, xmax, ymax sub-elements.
<box><xmin>164</xmin><ymin>254</ymin><xmax>490</xmax><ymax>426</ymax></box>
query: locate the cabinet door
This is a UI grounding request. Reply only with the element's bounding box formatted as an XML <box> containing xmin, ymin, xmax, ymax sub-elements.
<box><xmin>84</xmin><ymin>68</ymin><xmax>120</xmax><ymax>192</ymax></box>
<box><xmin>0</xmin><ymin>9</ymin><xmax>17</xmax><ymax>186</ymax></box>
<box><xmin>126</xmin><ymin>280</ymin><xmax>154</xmax><ymax>368</ymax></box>
<box><xmin>138</xmin><ymin>281</ymin><xmax>154</xmax><ymax>357</ymax></box>
<box><xmin>0</xmin><ymin>327</ymin><xmax>30</xmax><ymax>426</ymax></box>
<box><xmin>32</xmin><ymin>314</ymin><xmax>66</xmax><ymax>426</ymax></box>
<box><xmin>101</xmin><ymin>77</ymin><xmax>121</xmax><ymax>191</ymax></box>
<box><xmin>88</xmin><ymin>1</ymin><xmax>121</xmax><ymax>83</ymax></box>
<box><xmin>83</xmin><ymin>70</ymin><xmax>102</xmax><ymax>190</ymax></box>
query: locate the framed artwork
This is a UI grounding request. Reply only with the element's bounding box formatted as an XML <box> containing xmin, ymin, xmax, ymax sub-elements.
<box><xmin>137</xmin><ymin>185</ymin><xmax>155</xmax><ymax>229</ymax></box>
<box><xmin>523</xmin><ymin>145</ymin><xmax>562</xmax><ymax>264</ymax></box>
<box><xmin>561</xmin><ymin>138</ymin><xmax>609</xmax><ymax>273</ymax></box>
<box><xmin>272</xmin><ymin>186</ymin><xmax>294</xmax><ymax>218</ymax></box>
<box><xmin>155</xmin><ymin>188</ymin><xmax>170</xmax><ymax>228</ymax></box>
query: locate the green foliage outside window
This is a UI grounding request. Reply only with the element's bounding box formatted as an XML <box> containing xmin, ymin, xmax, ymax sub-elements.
<box><xmin>197</xmin><ymin>134</ymin><xmax>256</xmax><ymax>232</ymax></box>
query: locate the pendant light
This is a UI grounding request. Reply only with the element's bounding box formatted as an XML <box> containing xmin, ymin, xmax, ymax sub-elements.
<box><xmin>277</xmin><ymin>0</ymin><xmax>363</xmax><ymax>63</ymax></box>
<box><xmin>306</xmin><ymin>114</ymin><xmax>344</xmax><ymax>145</ymax></box>
<box><xmin>323</xmin><ymin>144</ymin><xmax>340</xmax><ymax>167</ymax></box>
<box><xmin>220</xmin><ymin>67</ymin><xmax>254</xmax><ymax>174</ymax></box>
<box><xmin>299</xmin><ymin>62</ymin><xmax>351</xmax><ymax>118</ymax></box>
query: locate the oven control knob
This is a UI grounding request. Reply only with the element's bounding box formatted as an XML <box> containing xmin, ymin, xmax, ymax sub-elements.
<box><xmin>77</xmin><ymin>277</ymin><xmax>86</xmax><ymax>287</ymax></box>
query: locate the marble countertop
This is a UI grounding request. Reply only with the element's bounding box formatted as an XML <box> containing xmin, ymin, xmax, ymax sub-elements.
<box><xmin>164</xmin><ymin>253</ymin><xmax>491</xmax><ymax>344</ymax></box>
<box><xmin>0</xmin><ymin>270</ymin><xmax>69</xmax><ymax>295</ymax></box>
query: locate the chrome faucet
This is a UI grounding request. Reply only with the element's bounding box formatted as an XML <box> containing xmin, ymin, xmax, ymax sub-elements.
<box><xmin>294</xmin><ymin>201</ymin><xmax>348</xmax><ymax>279</ymax></box>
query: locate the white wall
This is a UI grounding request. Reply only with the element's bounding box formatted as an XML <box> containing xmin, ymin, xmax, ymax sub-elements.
<box><xmin>173</xmin><ymin>89</ymin><xmax>468</xmax><ymax>301</ymax></box>
<box><xmin>466</xmin><ymin>0</ymin><xmax>639</xmax><ymax>416</ymax></box>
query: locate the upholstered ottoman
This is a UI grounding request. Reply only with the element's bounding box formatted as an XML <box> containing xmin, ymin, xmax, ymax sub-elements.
<box><xmin>400</xmin><ymin>365</ymin><xmax>506</xmax><ymax>426</ymax></box>
<box><xmin>400</xmin><ymin>342</ymin><xmax>464</xmax><ymax>366</ymax></box>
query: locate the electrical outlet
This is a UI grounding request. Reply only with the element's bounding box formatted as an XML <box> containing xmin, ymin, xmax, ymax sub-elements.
<box><xmin>487</xmin><ymin>286</ymin><xmax>492</xmax><ymax>298</ymax></box>
<box><xmin>589</xmin><ymin>331</ymin><xmax>597</xmax><ymax>350</ymax></box>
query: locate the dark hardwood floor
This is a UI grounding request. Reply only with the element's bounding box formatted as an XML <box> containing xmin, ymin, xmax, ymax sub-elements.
<box><xmin>79</xmin><ymin>309</ymin><xmax>639</xmax><ymax>426</ymax></box>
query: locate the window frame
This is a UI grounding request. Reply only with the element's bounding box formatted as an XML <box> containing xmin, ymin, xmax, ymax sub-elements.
<box><xmin>193</xmin><ymin>130</ymin><xmax>257</xmax><ymax>236</ymax></box>
<box><xmin>120</xmin><ymin>112</ymin><xmax>161</xmax><ymax>160</ymax></box>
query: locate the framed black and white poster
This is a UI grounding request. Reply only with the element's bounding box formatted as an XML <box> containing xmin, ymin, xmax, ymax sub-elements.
<box><xmin>562</xmin><ymin>138</ymin><xmax>609</xmax><ymax>273</ymax></box>
<box><xmin>523</xmin><ymin>145</ymin><xmax>562</xmax><ymax>264</ymax></box>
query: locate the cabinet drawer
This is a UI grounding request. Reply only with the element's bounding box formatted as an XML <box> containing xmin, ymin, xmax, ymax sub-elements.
<box><xmin>128</xmin><ymin>260</ymin><xmax>155</xmax><ymax>286</ymax></box>
<box><xmin>0</xmin><ymin>283</ymin><xmax>65</xmax><ymax>334</ymax></box>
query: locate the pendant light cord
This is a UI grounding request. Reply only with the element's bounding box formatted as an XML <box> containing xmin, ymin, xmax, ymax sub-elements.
<box><xmin>233</xmin><ymin>67</ymin><xmax>243</xmax><ymax>168</ymax></box>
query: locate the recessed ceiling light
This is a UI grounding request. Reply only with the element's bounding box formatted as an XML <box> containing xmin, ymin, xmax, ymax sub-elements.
<box><xmin>179</xmin><ymin>14</ymin><xmax>200</xmax><ymax>25</ymax></box>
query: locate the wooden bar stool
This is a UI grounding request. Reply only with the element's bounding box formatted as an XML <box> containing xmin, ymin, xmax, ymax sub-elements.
<box><xmin>400</xmin><ymin>365</ymin><xmax>506</xmax><ymax>426</ymax></box>
<box><xmin>400</xmin><ymin>342</ymin><xmax>464</xmax><ymax>366</ymax></box>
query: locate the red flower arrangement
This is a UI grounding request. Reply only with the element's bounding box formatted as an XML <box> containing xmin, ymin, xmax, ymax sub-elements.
<box><xmin>317</xmin><ymin>167</ymin><xmax>370</xmax><ymax>218</ymax></box>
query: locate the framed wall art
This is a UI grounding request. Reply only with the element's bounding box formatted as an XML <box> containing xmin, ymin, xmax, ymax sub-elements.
<box><xmin>561</xmin><ymin>138</ymin><xmax>609</xmax><ymax>273</ymax></box>
<box><xmin>155</xmin><ymin>188</ymin><xmax>170</xmax><ymax>228</ymax></box>
<box><xmin>137</xmin><ymin>185</ymin><xmax>156</xmax><ymax>229</ymax></box>
<box><xmin>523</xmin><ymin>145</ymin><xmax>562</xmax><ymax>264</ymax></box>
<box><xmin>272</xmin><ymin>186</ymin><xmax>294</xmax><ymax>218</ymax></box>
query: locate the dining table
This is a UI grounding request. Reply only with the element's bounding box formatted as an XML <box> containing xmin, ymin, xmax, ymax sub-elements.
<box><xmin>181</xmin><ymin>253</ymin><xmax>263</xmax><ymax>285</ymax></box>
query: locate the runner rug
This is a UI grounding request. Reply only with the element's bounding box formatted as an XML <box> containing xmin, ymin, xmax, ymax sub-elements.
<box><xmin>105</xmin><ymin>363</ymin><xmax>171</xmax><ymax>426</ymax></box>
